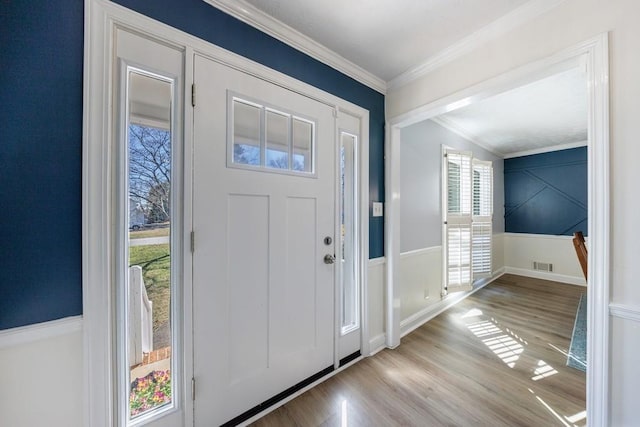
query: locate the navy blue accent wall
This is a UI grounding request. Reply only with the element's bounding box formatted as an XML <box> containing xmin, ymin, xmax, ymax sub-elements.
<box><xmin>0</xmin><ymin>0</ymin><xmax>84</xmax><ymax>330</ymax></box>
<box><xmin>504</xmin><ymin>147</ymin><xmax>587</xmax><ymax>236</ymax></box>
<box><xmin>0</xmin><ymin>0</ymin><xmax>384</xmax><ymax>329</ymax></box>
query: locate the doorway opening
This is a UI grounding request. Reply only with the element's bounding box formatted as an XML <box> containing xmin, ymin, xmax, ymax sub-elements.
<box><xmin>385</xmin><ymin>34</ymin><xmax>609</xmax><ymax>424</ymax></box>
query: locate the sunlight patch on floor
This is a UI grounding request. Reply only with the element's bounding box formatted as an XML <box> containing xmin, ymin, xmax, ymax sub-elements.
<box><xmin>531</xmin><ymin>359</ymin><xmax>558</xmax><ymax>381</ymax></box>
<box><xmin>340</xmin><ymin>399</ymin><xmax>348</xmax><ymax>427</ymax></box>
<box><xmin>467</xmin><ymin>318</ymin><xmax>524</xmax><ymax>368</ymax></box>
<box><xmin>461</xmin><ymin>308</ymin><xmax>483</xmax><ymax>318</ymax></box>
<box><xmin>548</xmin><ymin>342</ymin><xmax>570</xmax><ymax>357</ymax></box>
<box><xmin>528</xmin><ymin>388</ymin><xmax>584</xmax><ymax>427</ymax></box>
<box><xmin>565</xmin><ymin>410</ymin><xmax>586</xmax><ymax>424</ymax></box>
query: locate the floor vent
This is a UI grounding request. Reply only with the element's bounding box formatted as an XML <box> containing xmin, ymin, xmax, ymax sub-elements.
<box><xmin>533</xmin><ymin>261</ymin><xmax>553</xmax><ymax>272</ymax></box>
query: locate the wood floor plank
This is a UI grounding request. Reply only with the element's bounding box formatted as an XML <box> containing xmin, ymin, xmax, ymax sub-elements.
<box><xmin>251</xmin><ymin>274</ymin><xmax>586</xmax><ymax>427</ymax></box>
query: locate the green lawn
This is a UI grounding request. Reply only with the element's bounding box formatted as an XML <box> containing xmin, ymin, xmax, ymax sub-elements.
<box><xmin>129</xmin><ymin>244</ymin><xmax>170</xmax><ymax>333</ymax></box>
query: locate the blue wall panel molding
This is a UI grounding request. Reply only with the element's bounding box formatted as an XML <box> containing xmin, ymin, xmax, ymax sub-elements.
<box><xmin>504</xmin><ymin>147</ymin><xmax>587</xmax><ymax>236</ymax></box>
<box><xmin>0</xmin><ymin>0</ymin><xmax>384</xmax><ymax>330</ymax></box>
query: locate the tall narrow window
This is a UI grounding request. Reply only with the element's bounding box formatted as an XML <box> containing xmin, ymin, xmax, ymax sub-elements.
<box><xmin>340</xmin><ymin>132</ymin><xmax>358</xmax><ymax>334</ymax></box>
<box><xmin>443</xmin><ymin>149</ymin><xmax>493</xmax><ymax>293</ymax></box>
<box><xmin>124</xmin><ymin>68</ymin><xmax>176</xmax><ymax>422</ymax></box>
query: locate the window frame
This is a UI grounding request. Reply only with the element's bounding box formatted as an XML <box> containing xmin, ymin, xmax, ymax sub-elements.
<box><xmin>442</xmin><ymin>147</ymin><xmax>494</xmax><ymax>293</ymax></box>
<box><xmin>226</xmin><ymin>92</ymin><xmax>318</xmax><ymax>178</ymax></box>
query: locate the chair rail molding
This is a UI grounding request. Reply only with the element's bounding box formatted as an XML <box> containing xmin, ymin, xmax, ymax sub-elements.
<box><xmin>609</xmin><ymin>303</ymin><xmax>640</xmax><ymax>323</ymax></box>
<box><xmin>0</xmin><ymin>316</ymin><xmax>82</xmax><ymax>350</ymax></box>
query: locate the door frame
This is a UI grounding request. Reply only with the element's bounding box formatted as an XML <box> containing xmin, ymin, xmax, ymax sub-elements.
<box><xmin>384</xmin><ymin>33</ymin><xmax>610</xmax><ymax>424</ymax></box>
<box><xmin>83</xmin><ymin>1</ymin><xmax>370</xmax><ymax>426</ymax></box>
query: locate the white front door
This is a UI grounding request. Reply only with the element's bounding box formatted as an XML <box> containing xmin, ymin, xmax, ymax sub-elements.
<box><xmin>192</xmin><ymin>54</ymin><xmax>336</xmax><ymax>426</ymax></box>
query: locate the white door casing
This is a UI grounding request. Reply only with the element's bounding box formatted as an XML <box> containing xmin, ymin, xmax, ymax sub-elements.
<box><xmin>192</xmin><ymin>54</ymin><xmax>336</xmax><ymax>426</ymax></box>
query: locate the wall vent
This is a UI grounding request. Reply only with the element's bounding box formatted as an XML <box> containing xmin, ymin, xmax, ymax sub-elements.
<box><xmin>533</xmin><ymin>261</ymin><xmax>553</xmax><ymax>272</ymax></box>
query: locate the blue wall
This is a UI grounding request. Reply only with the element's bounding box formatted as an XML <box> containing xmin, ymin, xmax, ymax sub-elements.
<box><xmin>0</xmin><ymin>0</ymin><xmax>385</xmax><ymax>330</ymax></box>
<box><xmin>504</xmin><ymin>147</ymin><xmax>587</xmax><ymax>236</ymax></box>
<box><xmin>0</xmin><ymin>1</ymin><xmax>84</xmax><ymax>330</ymax></box>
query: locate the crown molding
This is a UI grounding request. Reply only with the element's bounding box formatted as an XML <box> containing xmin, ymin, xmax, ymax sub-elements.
<box><xmin>431</xmin><ymin>116</ymin><xmax>505</xmax><ymax>158</ymax></box>
<box><xmin>503</xmin><ymin>140</ymin><xmax>587</xmax><ymax>158</ymax></box>
<box><xmin>388</xmin><ymin>0</ymin><xmax>568</xmax><ymax>90</ymax></box>
<box><xmin>201</xmin><ymin>0</ymin><xmax>387</xmax><ymax>94</ymax></box>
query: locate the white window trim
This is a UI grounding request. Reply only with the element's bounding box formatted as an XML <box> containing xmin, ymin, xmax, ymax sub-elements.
<box><xmin>385</xmin><ymin>33</ymin><xmax>610</xmax><ymax>425</ymax></box>
<box><xmin>84</xmin><ymin>1</ymin><xmax>371</xmax><ymax>426</ymax></box>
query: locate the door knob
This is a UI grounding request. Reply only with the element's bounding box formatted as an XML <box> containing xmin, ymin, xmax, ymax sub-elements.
<box><xmin>324</xmin><ymin>254</ymin><xmax>336</xmax><ymax>264</ymax></box>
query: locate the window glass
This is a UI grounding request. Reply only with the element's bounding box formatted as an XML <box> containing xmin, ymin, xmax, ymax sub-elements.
<box><xmin>127</xmin><ymin>70</ymin><xmax>174</xmax><ymax>421</ymax></box>
<box><xmin>229</xmin><ymin>97</ymin><xmax>315</xmax><ymax>175</ymax></box>
<box><xmin>340</xmin><ymin>132</ymin><xmax>358</xmax><ymax>334</ymax></box>
<box><xmin>292</xmin><ymin>119</ymin><xmax>313</xmax><ymax>173</ymax></box>
<box><xmin>233</xmin><ymin>100</ymin><xmax>261</xmax><ymax>166</ymax></box>
<box><xmin>266</xmin><ymin>110</ymin><xmax>289</xmax><ymax>169</ymax></box>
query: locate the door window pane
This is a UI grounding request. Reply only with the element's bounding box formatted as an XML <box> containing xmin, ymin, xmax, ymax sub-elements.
<box><xmin>293</xmin><ymin>118</ymin><xmax>313</xmax><ymax>172</ymax></box>
<box><xmin>228</xmin><ymin>97</ymin><xmax>315</xmax><ymax>175</ymax></box>
<box><xmin>266</xmin><ymin>110</ymin><xmax>289</xmax><ymax>169</ymax></box>
<box><xmin>233</xmin><ymin>100</ymin><xmax>261</xmax><ymax>166</ymax></box>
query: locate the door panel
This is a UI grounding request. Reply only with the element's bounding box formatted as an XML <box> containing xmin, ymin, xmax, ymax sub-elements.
<box><xmin>192</xmin><ymin>54</ymin><xmax>335</xmax><ymax>426</ymax></box>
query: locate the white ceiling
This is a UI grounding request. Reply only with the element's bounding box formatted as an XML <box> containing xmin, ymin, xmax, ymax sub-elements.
<box><xmin>433</xmin><ymin>66</ymin><xmax>588</xmax><ymax>157</ymax></box>
<box><xmin>205</xmin><ymin>0</ymin><xmax>585</xmax><ymax>155</ymax></box>
<box><xmin>243</xmin><ymin>0</ymin><xmax>530</xmax><ymax>81</ymax></box>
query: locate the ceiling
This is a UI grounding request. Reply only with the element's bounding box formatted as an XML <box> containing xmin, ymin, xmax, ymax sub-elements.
<box><xmin>205</xmin><ymin>0</ymin><xmax>585</xmax><ymax>155</ymax></box>
<box><xmin>243</xmin><ymin>0</ymin><xmax>530</xmax><ymax>82</ymax></box>
<box><xmin>432</xmin><ymin>65</ymin><xmax>588</xmax><ymax>157</ymax></box>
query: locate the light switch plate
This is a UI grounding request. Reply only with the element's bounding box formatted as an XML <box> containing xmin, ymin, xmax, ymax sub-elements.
<box><xmin>372</xmin><ymin>202</ymin><xmax>383</xmax><ymax>217</ymax></box>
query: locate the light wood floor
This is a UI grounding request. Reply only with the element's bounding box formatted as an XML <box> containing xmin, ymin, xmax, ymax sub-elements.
<box><xmin>251</xmin><ymin>274</ymin><xmax>586</xmax><ymax>427</ymax></box>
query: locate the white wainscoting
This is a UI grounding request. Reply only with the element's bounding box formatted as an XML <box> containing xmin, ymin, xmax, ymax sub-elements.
<box><xmin>399</xmin><ymin>246</ymin><xmax>442</xmax><ymax>322</ymax></box>
<box><xmin>0</xmin><ymin>323</ymin><xmax>83</xmax><ymax>427</ymax></box>
<box><xmin>609</xmin><ymin>310</ymin><xmax>640</xmax><ymax>427</ymax></box>
<box><xmin>367</xmin><ymin>257</ymin><xmax>386</xmax><ymax>354</ymax></box>
<box><xmin>397</xmin><ymin>238</ymin><xmax>505</xmax><ymax>338</ymax></box>
<box><xmin>503</xmin><ymin>233</ymin><xmax>586</xmax><ymax>286</ymax></box>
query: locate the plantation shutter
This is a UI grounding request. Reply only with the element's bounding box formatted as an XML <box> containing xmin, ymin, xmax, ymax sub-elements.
<box><xmin>444</xmin><ymin>149</ymin><xmax>473</xmax><ymax>293</ymax></box>
<box><xmin>472</xmin><ymin>160</ymin><xmax>493</xmax><ymax>278</ymax></box>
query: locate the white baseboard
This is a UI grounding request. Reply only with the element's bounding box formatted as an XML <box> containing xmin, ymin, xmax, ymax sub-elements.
<box><xmin>399</xmin><ymin>269</ymin><xmax>505</xmax><ymax>337</ymax></box>
<box><xmin>504</xmin><ymin>266</ymin><xmax>586</xmax><ymax>286</ymax></box>
<box><xmin>368</xmin><ymin>333</ymin><xmax>387</xmax><ymax>355</ymax></box>
<box><xmin>0</xmin><ymin>316</ymin><xmax>83</xmax><ymax>350</ymax></box>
